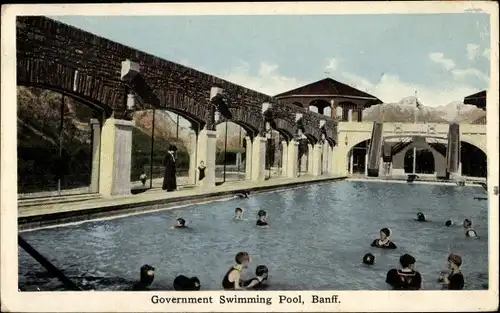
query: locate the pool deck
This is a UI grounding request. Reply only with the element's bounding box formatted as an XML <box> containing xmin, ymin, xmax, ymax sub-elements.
<box><xmin>18</xmin><ymin>175</ymin><xmax>346</xmax><ymax>231</ymax></box>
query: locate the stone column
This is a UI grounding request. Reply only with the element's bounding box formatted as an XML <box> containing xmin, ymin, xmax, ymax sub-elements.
<box><xmin>196</xmin><ymin>128</ymin><xmax>217</xmax><ymax>187</ymax></box>
<box><xmin>251</xmin><ymin>135</ymin><xmax>267</xmax><ymax>181</ymax></box>
<box><xmin>378</xmin><ymin>157</ymin><xmax>385</xmax><ymax>177</ymax></box>
<box><xmin>281</xmin><ymin>140</ymin><xmax>288</xmax><ymax>177</ymax></box>
<box><xmin>287</xmin><ymin>140</ymin><xmax>299</xmax><ymax>178</ymax></box>
<box><xmin>312</xmin><ymin>144</ymin><xmax>323</xmax><ymax>176</ymax></box>
<box><xmin>364</xmin><ymin>151</ymin><xmax>368</xmax><ymax>176</ymax></box>
<box><xmin>336</xmin><ymin>107</ymin><xmax>343</xmax><ymax>121</ymax></box>
<box><xmin>307</xmin><ymin>143</ymin><xmax>314</xmax><ymax>174</ymax></box>
<box><xmin>349</xmin><ymin>151</ymin><xmax>354</xmax><ymax>175</ymax></box>
<box><xmin>90</xmin><ymin>118</ymin><xmax>101</xmax><ymax>193</ymax></box>
<box><xmin>236</xmin><ymin>153</ymin><xmax>242</xmax><ymax>169</ymax></box>
<box><xmin>359</xmin><ymin>109</ymin><xmax>364</xmax><ymax>122</ymax></box>
<box><xmin>98</xmin><ymin>118</ymin><xmax>134</xmax><ymax>196</ymax></box>
<box><xmin>245</xmin><ymin>136</ymin><xmax>253</xmax><ymax>180</ymax></box>
<box><xmin>187</xmin><ymin>130</ymin><xmax>197</xmax><ymax>185</ymax></box>
<box><xmin>326</xmin><ymin>144</ymin><xmax>333</xmax><ymax>175</ymax></box>
<box><xmin>348</xmin><ymin>109</ymin><xmax>353</xmax><ymax>122</ymax></box>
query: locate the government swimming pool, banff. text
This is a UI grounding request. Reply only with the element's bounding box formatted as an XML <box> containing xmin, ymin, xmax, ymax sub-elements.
<box><xmin>150</xmin><ymin>294</ymin><xmax>341</xmax><ymax>306</ymax></box>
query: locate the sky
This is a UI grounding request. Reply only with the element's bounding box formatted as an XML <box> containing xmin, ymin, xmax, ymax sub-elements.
<box><xmin>50</xmin><ymin>14</ymin><xmax>491</xmax><ymax>108</ymax></box>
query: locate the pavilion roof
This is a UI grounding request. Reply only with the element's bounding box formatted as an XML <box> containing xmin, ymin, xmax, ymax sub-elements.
<box><xmin>464</xmin><ymin>90</ymin><xmax>486</xmax><ymax>109</ymax></box>
<box><xmin>274</xmin><ymin>77</ymin><xmax>382</xmax><ymax>104</ymax></box>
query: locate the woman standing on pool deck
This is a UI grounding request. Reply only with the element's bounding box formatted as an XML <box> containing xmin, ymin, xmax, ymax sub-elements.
<box><xmin>222</xmin><ymin>252</ymin><xmax>251</xmax><ymax>290</ymax></box>
<box><xmin>371</xmin><ymin>228</ymin><xmax>397</xmax><ymax>249</ymax></box>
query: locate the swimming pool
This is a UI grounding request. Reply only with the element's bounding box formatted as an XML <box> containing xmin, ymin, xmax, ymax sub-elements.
<box><xmin>18</xmin><ymin>180</ymin><xmax>489</xmax><ymax>291</ymax></box>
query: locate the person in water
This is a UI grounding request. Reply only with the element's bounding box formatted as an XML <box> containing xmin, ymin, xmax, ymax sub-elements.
<box><xmin>445</xmin><ymin>220</ymin><xmax>454</xmax><ymax>227</ymax></box>
<box><xmin>236</xmin><ymin>190</ymin><xmax>250</xmax><ymax>199</ymax></box>
<box><xmin>371</xmin><ymin>228</ymin><xmax>397</xmax><ymax>249</ymax></box>
<box><xmin>234</xmin><ymin>208</ymin><xmax>244</xmax><ymax>220</ymax></box>
<box><xmin>256</xmin><ymin>210</ymin><xmax>269</xmax><ymax>227</ymax></box>
<box><xmin>362</xmin><ymin>253</ymin><xmax>375</xmax><ymax>265</ymax></box>
<box><xmin>438</xmin><ymin>254</ymin><xmax>465</xmax><ymax>290</ymax></box>
<box><xmin>222</xmin><ymin>252</ymin><xmax>251</xmax><ymax>290</ymax></box>
<box><xmin>173</xmin><ymin>275</ymin><xmax>201</xmax><ymax>291</ymax></box>
<box><xmin>463</xmin><ymin>219</ymin><xmax>478</xmax><ymax>237</ymax></box>
<box><xmin>385</xmin><ymin>254</ymin><xmax>422</xmax><ymax>290</ymax></box>
<box><xmin>241</xmin><ymin>265</ymin><xmax>269</xmax><ymax>290</ymax></box>
<box><xmin>198</xmin><ymin>161</ymin><xmax>206</xmax><ymax>182</ymax></box>
<box><xmin>174</xmin><ymin>218</ymin><xmax>188</xmax><ymax>229</ymax></box>
<box><xmin>132</xmin><ymin>264</ymin><xmax>155</xmax><ymax>291</ymax></box>
<box><xmin>416</xmin><ymin>212</ymin><xmax>427</xmax><ymax>222</ymax></box>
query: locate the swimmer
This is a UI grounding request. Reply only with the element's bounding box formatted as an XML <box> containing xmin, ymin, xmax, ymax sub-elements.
<box><xmin>463</xmin><ymin>219</ymin><xmax>478</xmax><ymax>237</ymax></box>
<box><xmin>173</xmin><ymin>218</ymin><xmax>188</xmax><ymax>229</ymax></box>
<box><xmin>256</xmin><ymin>210</ymin><xmax>269</xmax><ymax>227</ymax></box>
<box><xmin>438</xmin><ymin>254</ymin><xmax>465</xmax><ymax>290</ymax></box>
<box><xmin>173</xmin><ymin>275</ymin><xmax>201</xmax><ymax>291</ymax></box>
<box><xmin>385</xmin><ymin>254</ymin><xmax>422</xmax><ymax>290</ymax></box>
<box><xmin>371</xmin><ymin>228</ymin><xmax>397</xmax><ymax>249</ymax></box>
<box><xmin>445</xmin><ymin>220</ymin><xmax>454</xmax><ymax>227</ymax></box>
<box><xmin>362</xmin><ymin>253</ymin><xmax>375</xmax><ymax>265</ymax></box>
<box><xmin>236</xmin><ymin>190</ymin><xmax>250</xmax><ymax>199</ymax></box>
<box><xmin>416</xmin><ymin>212</ymin><xmax>427</xmax><ymax>222</ymax></box>
<box><xmin>241</xmin><ymin>265</ymin><xmax>269</xmax><ymax>290</ymax></box>
<box><xmin>132</xmin><ymin>264</ymin><xmax>155</xmax><ymax>291</ymax></box>
<box><xmin>221</xmin><ymin>252</ymin><xmax>251</xmax><ymax>290</ymax></box>
<box><xmin>234</xmin><ymin>208</ymin><xmax>244</xmax><ymax>220</ymax></box>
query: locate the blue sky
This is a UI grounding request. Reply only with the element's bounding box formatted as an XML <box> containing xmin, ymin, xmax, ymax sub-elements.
<box><xmin>51</xmin><ymin>14</ymin><xmax>491</xmax><ymax>108</ymax></box>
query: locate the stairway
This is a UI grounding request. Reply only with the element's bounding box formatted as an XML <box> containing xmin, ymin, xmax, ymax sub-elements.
<box><xmin>367</xmin><ymin>122</ymin><xmax>384</xmax><ymax>177</ymax></box>
<box><xmin>446</xmin><ymin>123</ymin><xmax>460</xmax><ymax>175</ymax></box>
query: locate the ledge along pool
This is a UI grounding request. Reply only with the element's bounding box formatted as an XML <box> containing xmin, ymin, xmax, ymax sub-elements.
<box><xmin>18</xmin><ymin>180</ymin><xmax>489</xmax><ymax>290</ymax></box>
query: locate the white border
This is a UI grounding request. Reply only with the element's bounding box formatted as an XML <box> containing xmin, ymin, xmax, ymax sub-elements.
<box><xmin>1</xmin><ymin>2</ymin><xmax>499</xmax><ymax>312</ymax></box>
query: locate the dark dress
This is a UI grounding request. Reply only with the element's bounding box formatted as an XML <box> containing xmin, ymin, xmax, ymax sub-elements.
<box><xmin>221</xmin><ymin>267</ymin><xmax>239</xmax><ymax>290</ymax></box>
<box><xmin>198</xmin><ymin>166</ymin><xmax>206</xmax><ymax>181</ymax></box>
<box><xmin>385</xmin><ymin>269</ymin><xmax>422</xmax><ymax>290</ymax></box>
<box><xmin>448</xmin><ymin>272</ymin><xmax>465</xmax><ymax>290</ymax></box>
<box><xmin>241</xmin><ymin>277</ymin><xmax>268</xmax><ymax>290</ymax></box>
<box><xmin>371</xmin><ymin>239</ymin><xmax>397</xmax><ymax>249</ymax></box>
<box><xmin>162</xmin><ymin>153</ymin><xmax>177</xmax><ymax>191</ymax></box>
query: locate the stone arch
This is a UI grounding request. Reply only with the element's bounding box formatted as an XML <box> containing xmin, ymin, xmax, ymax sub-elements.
<box><xmin>291</xmin><ymin>101</ymin><xmax>304</xmax><ymax>109</ymax></box>
<box><xmin>273</xmin><ymin>118</ymin><xmax>295</xmax><ymax>142</ymax></box>
<box><xmin>347</xmin><ymin>139</ymin><xmax>370</xmax><ymax>175</ymax></box>
<box><xmin>308</xmin><ymin>99</ymin><xmax>331</xmax><ymax>116</ymax></box>
<box><xmin>215</xmin><ymin>119</ymin><xmax>258</xmax><ymax>139</ymax></box>
<box><xmin>460</xmin><ymin>141</ymin><xmax>487</xmax><ymax>178</ymax></box>
<box><xmin>157</xmin><ymin>89</ymin><xmax>209</xmax><ymax>129</ymax></box>
<box><xmin>17</xmin><ymin>58</ymin><xmax>116</xmax><ymax>117</ymax></box>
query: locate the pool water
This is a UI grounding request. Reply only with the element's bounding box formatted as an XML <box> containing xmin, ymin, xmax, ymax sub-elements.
<box><xmin>18</xmin><ymin>180</ymin><xmax>489</xmax><ymax>291</ymax></box>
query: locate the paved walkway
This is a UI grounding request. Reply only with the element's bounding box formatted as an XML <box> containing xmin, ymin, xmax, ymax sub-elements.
<box><xmin>18</xmin><ymin>175</ymin><xmax>345</xmax><ymax>218</ymax></box>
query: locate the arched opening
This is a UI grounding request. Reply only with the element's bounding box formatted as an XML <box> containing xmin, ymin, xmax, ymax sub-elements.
<box><xmin>131</xmin><ymin>109</ymin><xmax>200</xmax><ymax>190</ymax></box>
<box><xmin>347</xmin><ymin>140</ymin><xmax>369</xmax><ymax>175</ymax></box>
<box><xmin>460</xmin><ymin>141</ymin><xmax>487</xmax><ymax>178</ymax></box>
<box><xmin>292</xmin><ymin>101</ymin><xmax>304</xmax><ymax>109</ymax></box>
<box><xmin>404</xmin><ymin>148</ymin><xmax>435</xmax><ymax>174</ymax></box>
<box><xmin>308</xmin><ymin>106</ymin><xmax>319</xmax><ymax>113</ymax></box>
<box><xmin>309</xmin><ymin>99</ymin><xmax>331</xmax><ymax>116</ymax></box>
<box><xmin>17</xmin><ymin>86</ymin><xmax>102</xmax><ymax>198</ymax></box>
<box><xmin>215</xmin><ymin>121</ymin><xmax>249</xmax><ymax>184</ymax></box>
<box><xmin>337</xmin><ymin>101</ymin><xmax>360</xmax><ymax>122</ymax></box>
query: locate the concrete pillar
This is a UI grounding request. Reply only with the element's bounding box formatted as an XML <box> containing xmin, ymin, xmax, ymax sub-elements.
<box><xmin>98</xmin><ymin>118</ymin><xmax>134</xmax><ymax>196</ymax></box>
<box><xmin>327</xmin><ymin>145</ymin><xmax>333</xmax><ymax>175</ymax></box>
<box><xmin>187</xmin><ymin>130</ymin><xmax>197</xmax><ymax>185</ymax></box>
<box><xmin>251</xmin><ymin>136</ymin><xmax>267</xmax><ymax>181</ymax></box>
<box><xmin>90</xmin><ymin>118</ymin><xmax>101</xmax><ymax>193</ymax></box>
<box><xmin>322</xmin><ymin>143</ymin><xmax>329</xmax><ymax>174</ymax></box>
<box><xmin>236</xmin><ymin>153</ymin><xmax>242</xmax><ymax>168</ymax></box>
<box><xmin>307</xmin><ymin>143</ymin><xmax>314</xmax><ymax>174</ymax></box>
<box><xmin>349</xmin><ymin>151</ymin><xmax>354</xmax><ymax>175</ymax></box>
<box><xmin>364</xmin><ymin>152</ymin><xmax>368</xmax><ymax>176</ymax></box>
<box><xmin>312</xmin><ymin>144</ymin><xmax>323</xmax><ymax>176</ymax></box>
<box><xmin>336</xmin><ymin>107</ymin><xmax>343</xmax><ymax>120</ymax></box>
<box><xmin>281</xmin><ymin>140</ymin><xmax>288</xmax><ymax>177</ymax></box>
<box><xmin>378</xmin><ymin>157</ymin><xmax>385</xmax><ymax>177</ymax></box>
<box><xmin>245</xmin><ymin>136</ymin><xmax>253</xmax><ymax>180</ymax></box>
<box><xmin>348</xmin><ymin>109</ymin><xmax>353</xmax><ymax>122</ymax></box>
<box><xmin>359</xmin><ymin>109</ymin><xmax>363</xmax><ymax>122</ymax></box>
<box><xmin>196</xmin><ymin>128</ymin><xmax>217</xmax><ymax>187</ymax></box>
<box><xmin>287</xmin><ymin>140</ymin><xmax>299</xmax><ymax>178</ymax></box>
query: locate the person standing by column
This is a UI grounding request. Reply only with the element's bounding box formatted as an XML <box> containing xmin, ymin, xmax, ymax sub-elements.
<box><xmin>162</xmin><ymin>145</ymin><xmax>178</xmax><ymax>192</ymax></box>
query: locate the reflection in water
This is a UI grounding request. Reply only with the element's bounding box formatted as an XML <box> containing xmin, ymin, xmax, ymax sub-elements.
<box><xmin>18</xmin><ymin>181</ymin><xmax>488</xmax><ymax>291</ymax></box>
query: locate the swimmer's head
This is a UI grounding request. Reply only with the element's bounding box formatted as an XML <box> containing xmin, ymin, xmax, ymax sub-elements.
<box><xmin>175</xmin><ymin>218</ymin><xmax>186</xmax><ymax>227</ymax></box>
<box><xmin>235</xmin><ymin>252</ymin><xmax>251</xmax><ymax>267</ymax></box>
<box><xmin>463</xmin><ymin>219</ymin><xmax>472</xmax><ymax>228</ymax></box>
<box><xmin>235</xmin><ymin>208</ymin><xmax>244</xmax><ymax>217</ymax></box>
<box><xmin>362</xmin><ymin>253</ymin><xmax>375</xmax><ymax>265</ymax></box>
<box><xmin>258</xmin><ymin>210</ymin><xmax>268</xmax><ymax>221</ymax></box>
<box><xmin>447</xmin><ymin>253</ymin><xmax>462</xmax><ymax>269</ymax></box>
<box><xmin>380</xmin><ymin>228</ymin><xmax>391</xmax><ymax>240</ymax></box>
<box><xmin>399</xmin><ymin>254</ymin><xmax>416</xmax><ymax>270</ymax></box>
<box><xmin>255</xmin><ymin>265</ymin><xmax>269</xmax><ymax>277</ymax></box>
<box><xmin>417</xmin><ymin>212</ymin><xmax>426</xmax><ymax>221</ymax></box>
<box><xmin>200</xmin><ymin>161</ymin><xmax>204</xmax><ymax>165</ymax></box>
<box><xmin>445</xmin><ymin>220</ymin><xmax>453</xmax><ymax>227</ymax></box>
<box><xmin>190</xmin><ymin>277</ymin><xmax>201</xmax><ymax>290</ymax></box>
<box><xmin>140</xmin><ymin>264</ymin><xmax>155</xmax><ymax>286</ymax></box>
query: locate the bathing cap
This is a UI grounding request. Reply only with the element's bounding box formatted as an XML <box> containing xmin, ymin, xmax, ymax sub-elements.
<box><xmin>463</xmin><ymin>218</ymin><xmax>472</xmax><ymax>227</ymax></box>
<box><xmin>362</xmin><ymin>253</ymin><xmax>375</xmax><ymax>265</ymax></box>
<box><xmin>255</xmin><ymin>265</ymin><xmax>269</xmax><ymax>276</ymax></box>
<box><xmin>177</xmin><ymin>218</ymin><xmax>186</xmax><ymax>225</ymax></box>
<box><xmin>258</xmin><ymin>210</ymin><xmax>267</xmax><ymax>217</ymax></box>
<box><xmin>380</xmin><ymin>228</ymin><xmax>391</xmax><ymax>237</ymax></box>
<box><xmin>399</xmin><ymin>254</ymin><xmax>416</xmax><ymax>268</ymax></box>
<box><xmin>417</xmin><ymin>212</ymin><xmax>425</xmax><ymax>220</ymax></box>
<box><xmin>445</xmin><ymin>220</ymin><xmax>453</xmax><ymax>227</ymax></box>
